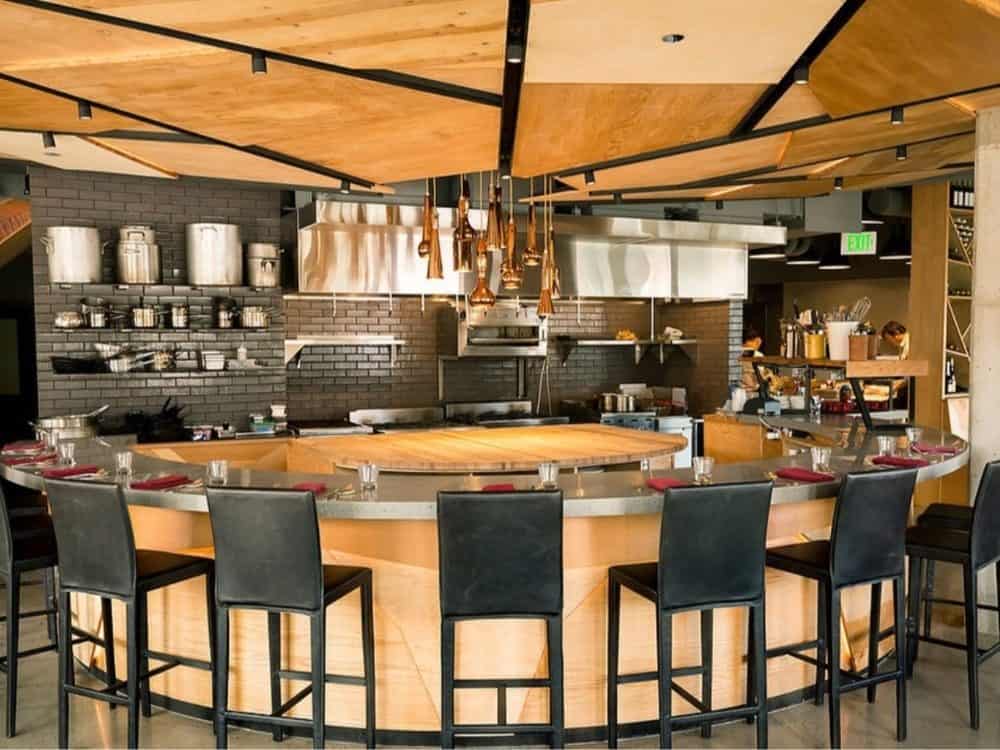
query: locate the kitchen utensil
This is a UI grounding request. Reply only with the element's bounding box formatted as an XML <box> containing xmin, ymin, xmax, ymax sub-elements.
<box><xmin>130</xmin><ymin>304</ymin><xmax>159</xmax><ymax>329</ymax></box>
<box><xmin>151</xmin><ymin>349</ymin><xmax>175</xmax><ymax>372</ymax></box>
<box><xmin>246</xmin><ymin>242</ymin><xmax>282</xmax><ymax>287</ymax></box>
<box><xmin>119</xmin><ymin>225</ymin><xmax>155</xmax><ymax>243</ymax></box>
<box><xmin>54</xmin><ymin>310</ymin><xmax>84</xmax><ymax>329</ymax></box>
<box><xmin>215</xmin><ymin>297</ymin><xmax>238</xmax><ymax>328</ymax></box>
<box><xmin>31</xmin><ymin>404</ymin><xmax>109</xmax><ymax>441</ymax></box>
<box><xmin>42</xmin><ymin>226</ymin><xmax>107</xmax><ymax>283</ymax></box>
<box><xmin>186</xmin><ymin>223</ymin><xmax>242</xmax><ymax>285</ymax></box>
<box><xmin>116</xmin><ymin>239</ymin><xmax>161</xmax><ymax>284</ymax></box>
<box><xmin>81</xmin><ymin>297</ymin><xmax>109</xmax><ymax>328</ymax></box>
<box><xmin>168</xmin><ymin>303</ymin><xmax>189</xmax><ymax>329</ymax></box>
<box><xmin>849</xmin><ymin>296</ymin><xmax>872</xmax><ymax>322</ymax></box>
<box><xmin>93</xmin><ymin>342</ymin><xmax>126</xmax><ymax>359</ymax></box>
<box><xmin>207</xmin><ymin>459</ymin><xmax>229</xmax><ymax>486</ymax></box>
<box><xmin>601</xmin><ymin>393</ymin><xmax>618</xmax><ymax>412</ymax></box>
<box><xmin>619</xmin><ymin>394</ymin><xmax>637</xmax><ymax>412</ymax></box>
<box><xmin>804</xmin><ymin>332</ymin><xmax>826</xmax><ymax>360</ymax></box>
<box><xmin>239</xmin><ymin>305</ymin><xmax>270</xmax><ymax>329</ymax></box>
<box><xmin>538</xmin><ymin>461</ymin><xmax>559</xmax><ymax>488</ymax></box>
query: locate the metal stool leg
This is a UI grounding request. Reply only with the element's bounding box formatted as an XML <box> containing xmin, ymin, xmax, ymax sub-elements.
<box><xmin>205</xmin><ymin>571</ymin><xmax>217</xmax><ymax>737</ymax></box>
<box><xmin>44</xmin><ymin>568</ymin><xmax>56</xmax><ymax>645</ymax></box>
<box><xmin>126</xmin><ymin>600</ymin><xmax>140</xmax><ymax>750</ymax></box>
<box><xmin>828</xmin><ymin>588</ymin><xmax>842</xmax><ymax>749</ymax></box>
<box><xmin>57</xmin><ymin>590</ymin><xmax>71</xmax><ymax>749</ymax></box>
<box><xmin>361</xmin><ymin>578</ymin><xmax>376</xmax><ymax>750</ymax></box>
<box><xmin>656</xmin><ymin>612</ymin><xmax>673</xmax><ymax>749</ymax></box>
<box><xmin>138</xmin><ymin>592</ymin><xmax>151</xmax><ymax>718</ymax></box>
<box><xmin>963</xmin><ymin>563</ymin><xmax>980</xmax><ymax>730</ymax></box>
<box><xmin>101</xmin><ymin>597</ymin><xmax>117</xmax><ymax>709</ymax></box>
<box><xmin>867</xmin><ymin>582</ymin><xmax>882</xmax><ymax>703</ymax></box>
<box><xmin>745</xmin><ymin>606</ymin><xmax>755</xmax><ymax>724</ymax></box>
<box><xmin>547</xmin><ymin>614</ymin><xmax>564</xmax><ymax>749</ymax></box>
<box><xmin>893</xmin><ymin>576</ymin><xmax>907</xmax><ymax>741</ymax></box>
<box><xmin>906</xmin><ymin>556</ymin><xmax>921</xmax><ymax>678</ymax></box>
<box><xmin>816</xmin><ymin>581</ymin><xmax>826</xmax><ymax>705</ymax></box>
<box><xmin>310</xmin><ymin>611</ymin><xmax>326</xmax><ymax>749</ymax></box>
<box><xmin>606</xmin><ymin>577</ymin><xmax>620</xmax><ymax>748</ymax></box>
<box><xmin>753</xmin><ymin>599</ymin><xmax>768</xmax><ymax>749</ymax></box>
<box><xmin>267</xmin><ymin>612</ymin><xmax>284</xmax><ymax>742</ymax></box>
<box><xmin>700</xmin><ymin>608</ymin><xmax>713</xmax><ymax>738</ymax></box>
<box><xmin>5</xmin><ymin>570</ymin><xmax>19</xmax><ymax>738</ymax></box>
<box><xmin>440</xmin><ymin>619</ymin><xmax>455</xmax><ymax>749</ymax></box>
<box><xmin>215</xmin><ymin>606</ymin><xmax>230</xmax><ymax>749</ymax></box>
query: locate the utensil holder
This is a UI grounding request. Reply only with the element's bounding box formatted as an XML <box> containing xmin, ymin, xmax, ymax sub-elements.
<box><xmin>849</xmin><ymin>334</ymin><xmax>873</xmax><ymax>361</ymax></box>
<box><xmin>804</xmin><ymin>332</ymin><xmax>827</xmax><ymax>360</ymax></box>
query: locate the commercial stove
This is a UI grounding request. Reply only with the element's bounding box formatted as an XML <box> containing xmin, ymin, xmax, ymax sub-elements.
<box><xmin>348</xmin><ymin>401</ymin><xmax>568</xmax><ymax>434</ymax></box>
<box><xmin>290</xmin><ymin>419</ymin><xmax>374</xmax><ymax>437</ymax></box>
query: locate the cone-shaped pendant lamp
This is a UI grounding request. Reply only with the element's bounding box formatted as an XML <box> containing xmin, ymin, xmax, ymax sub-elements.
<box><xmin>427</xmin><ymin>209</ymin><xmax>444</xmax><ymax>280</ymax></box>
<box><xmin>500</xmin><ymin>186</ymin><xmax>523</xmax><ymax>290</ymax></box>
<box><xmin>523</xmin><ymin>201</ymin><xmax>542</xmax><ymax>266</ymax></box>
<box><xmin>417</xmin><ymin>180</ymin><xmax>432</xmax><ymax>257</ymax></box>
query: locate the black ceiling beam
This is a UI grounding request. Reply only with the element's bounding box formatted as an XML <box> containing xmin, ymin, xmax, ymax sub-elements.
<box><xmin>0</xmin><ymin>71</ymin><xmax>377</xmax><ymax>188</ymax></box>
<box><xmin>4</xmin><ymin>0</ymin><xmax>502</xmax><ymax>108</ymax></box>
<box><xmin>729</xmin><ymin>0</ymin><xmax>868</xmax><ymax>137</ymax></box>
<box><xmin>555</xmin><ymin>80</ymin><xmax>1000</xmax><ymax>180</ymax></box>
<box><xmin>497</xmin><ymin>0</ymin><xmax>530</xmax><ymax>174</ymax></box>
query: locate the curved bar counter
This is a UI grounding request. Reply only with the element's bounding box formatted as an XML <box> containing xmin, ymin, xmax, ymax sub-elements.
<box><xmin>2</xmin><ymin>419</ymin><xmax>968</xmax><ymax>744</ymax></box>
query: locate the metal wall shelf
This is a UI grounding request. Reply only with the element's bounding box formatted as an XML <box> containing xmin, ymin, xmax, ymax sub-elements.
<box><xmin>284</xmin><ymin>335</ymin><xmax>406</xmax><ymax>366</ymax></box>
<box><xmin>554</xmin><ymin>337</ymin><xmax>697</xmax><ymax>365</ymax></box>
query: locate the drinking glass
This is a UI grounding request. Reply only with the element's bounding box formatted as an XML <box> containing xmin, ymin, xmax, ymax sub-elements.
<box><xmin>693</xmin><ymin>456</ymin><xmax>715</xmax><ymax>484</ymax></box>
<box><xmin>358</xmin><ymin>462</ymin><xmax>379</xmax><ymax>490</ymax></box>
<box><xmin>57</xmin><ymin>441</ymin><xmax>75</xmax><ymax>466</ymax></box>
<box><xmin>115</xmin><ymin>451</ymin><xmax>133</xmax><ymax>484</ymax></box>
<box><xmin>811</xmin><ymin>446</ymin><xmax>832</xmax><ymax>473</ymax></box>
<box><xmin>43</xmin><ymin>430</ymin><xmax>58</xmax><ymax>451</ymax></box>
<box><xmin>905</xmin><ymin>426</ymin><xmax>924</xmax><ymax>452</ymax></box>
<box><xmin>538</xmin><ymin>462</ymin><xmax>560</xmax><ymax>488</ymax></box>
<box><xmin>877</xmin><ymin>435</ymin><xmax>896</xmax><ymax>456</ymax></box>
<box><xmin>207</xmin><ymin>459</ymin><xmax>229</xmax><ymax>486</ymax></box>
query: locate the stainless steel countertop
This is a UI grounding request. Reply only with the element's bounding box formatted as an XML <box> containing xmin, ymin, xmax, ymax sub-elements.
<box><xmin>1</xmin><ymin>418</ymin><xmax>968</xmax><ymax>520</ymax></box>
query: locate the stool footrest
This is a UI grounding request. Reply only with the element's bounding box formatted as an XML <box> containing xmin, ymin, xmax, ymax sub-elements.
<box><xmin>838</xmin><ymin>668</ymin><xmax>904</xmax><ymax>694</ymax></box>
<box><xmin>616</xmin><ymin>663</ymin><xmax>705</xmax><ymax>686</ymax></box>
<box><xmin>669</xmin><ymin>702</ymin><xmax>760</xmax><ymax>729</ymax></box>
<box><xmin>145</xmin><ymin>649</ymin><xmax>211</xmax><ymax>672</ymax></box>
<box><xmin>64</xmin><ymin>682</ymin><xmax>130</xmax><ymax>706</ymax></box>
<box><xmin>670</xmin><ymin>681</ymin><xmax>708</xmax><ymax>713</ymax></box>
<box><xmin>453</xmin><ymin>677</ymin><xmax>551</xmax><ymax>689</ymax></box>
<box><xmin>923</xmin><ymin>595</ymin><xmax>1000</xmax><ymax>613</ymax></box>
<box><xmin>452</xmin><ymin>723</ymin><xmax>554</xmax><ymax>735</ymax></box>
<box><xmin>277</xmin><ymin>668</ymin><xmax>367</xmax><ymax>686</ymax></box>
<box><xmin>0</xmin><ymin>641</ymin><xmax>58</xmax><ymax>670</ymax></box>
<box><xmin>276</xmin><ymin>684</ymin><xmax>313</xmax><ymax>716</ymax></box>
<box><xmin>766</xmin><ymin>639</ymin><xmax>820</xmax><ymax>659</ymax></box>
<box><xmin>0</xmin><ymin>607</ymin><xmax>57</xmax><ymax>622</ymax></box>
<box><xmin>71</xmin><ymin>626</ymin><xmax>108</xmax><ymax>647</ymax></box>
<box><xmin>222</xmin><ymin>709</ymin><xmax>313</xmax><ymax>730</ymax></box>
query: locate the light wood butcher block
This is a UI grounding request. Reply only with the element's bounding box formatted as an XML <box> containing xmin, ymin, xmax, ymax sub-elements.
<box><xmin>301</xmin><ymin>424</ymin><xmax>685</xmax><ymax>473</ymax></box>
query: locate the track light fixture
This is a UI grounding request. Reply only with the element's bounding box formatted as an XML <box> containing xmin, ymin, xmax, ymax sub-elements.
<box><xmin>251</xmin><ymin>50</ymin><xmax>267</xmax><ymax>75</ymax></box>
<box><xmin>584</xmin><ymin>170</ymin><xmax>595</xmax><ymax>185</ymax></box>
<box><xmin>506</xmin><ymin>42</ymin><xmax>524</xmax><ymax>64</ymax></box>
<box><xmin>890</xmin><ymin>106</ymin><xmax>904</xmax><ymax>125</ymax></box>
<box><xmin>715</xmin><ymin>200</ymin><xmax>724</xmax><ymax>210</ymax></box>
<box><xmin>23</xmin><ymin>173</ymin><xmax>29</xmax><ymax>196</ymax></box>
<box><xmin>834</xmin><ymin>176</ymin><xmax>844</xmax><ymax>191</ymax></box>
<box><xmin>77</xmin><ymin>101</ymin><xmax>92</xmax><ymax>120</ymax></box>
<box><xmin>339</xmin><ymin>179</ymin><xmax>350</xmax><ymax>194</ymax></box>
<box><xmin>613</xmin><ymin>192</ymin><xmax>623</xmax><ymax>205</ymax></box>
<box><xmin>793</xmin><ymin>64</ymin><xmax>810</xmax><ymax>85</ymax></box>
<box><xmin>896</xmin><ymin>144</ymin><xmax>908</xmax><ymax>161</ymax></box>
<box><xmin>42</xmin><ymin>131</ymin><xmax>56</xmax><ymax>152</ymax></box>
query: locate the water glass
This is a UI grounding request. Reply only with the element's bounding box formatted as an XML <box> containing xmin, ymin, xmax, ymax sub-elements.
<box><xmin>905</xmin><ymin>426</ymin><xmax>924</xmax><ymax>452</ymax></box>
<box><xmin>115</xmin><ymin>451</ymin><xmax>133</xmax><ymax>483</ymax></box>
<box><xmin>358</xmin><ymin>461</ymin><xmax>379</xmax><ymax>490</ymax></box>
<box><xmin>811</xmin><ymin>446</ymin><xmax>832</xmax><ymax>473</ymax></box>
<box><xmin>538</xmin><ymin>461</ymin><xmax>560</xmax><ymax>488</ymax></box>
<box><xmin>207</xmin><ymin>459</ymin><xmax>229</xmax><ymax>486</ymax></box>
<box><xmin>43</xmin><ymin>430</ymin><xmax>58</xmax><ymax>451</ymax></box>
<box><xmin>57</xmin><ymin>441</ymin><xmax>75</xmax><ymax>466</ymax></box>
<box><xmin>877</xmin><ymin>435</ymin><xmax>896</xmax><ymax>456</ymax></box>
<box><xmin>693</xmin><ymin>456</ymin><xmax>715</xmax><ymax>484</ymax></box>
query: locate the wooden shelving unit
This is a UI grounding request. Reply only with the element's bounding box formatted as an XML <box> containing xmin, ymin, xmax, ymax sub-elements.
<box><xmin>945</xmin><ymin>196</ymin><xmax>974</xmax><ymax>397</ymax></box>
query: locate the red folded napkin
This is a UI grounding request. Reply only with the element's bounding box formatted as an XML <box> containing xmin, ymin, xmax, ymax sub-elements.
<box><xmin>131</xmin><ymin>474</ymin><xmax>191</xmax><ymax>491</ymax></box>
<box><xmin>2</xmin><ymin>453</ymin><xmax>56</xmax><ymax>466</ymax></box>
<box><xmin>481</xmin><ymin>483</ymin><xmax>516</xmax><ymax>492</ymax></box>
<box><xmin>646</xmin><ymin>477</ymin><xmax>689</xmax><ymax>491</ymax></box>
<box><xmin>292</xmin><ymin>481</ymin><xmax>327</xmax><ymax>494</ymax></box>
<box><xmin>775</xmin><ymin>467</ymin><xmax>836</xmax><ymax>483</ymax></box>
<box><xmin>41</xmin><ymin>464</ymin><xmax>100</xmax><ymax>479</ymax></box>
<box><xmin>913</xmin><ymin>442</ymin><xmax>959</xmax><ymax>455</ymax></box>
<box><xmin>873</xmin><ymin>455</ymin><xmax>929</xmax><ymax>468</ymax></box>
<box><xmin>2</xmin><ymin>440</ymin><xmax>44</xmax><ymax>454</ymax></box>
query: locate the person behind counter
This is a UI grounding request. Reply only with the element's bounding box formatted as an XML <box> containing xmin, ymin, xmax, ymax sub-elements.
<box><xmin>880</xmin><ymin>320</ymin><xmax>910</xmax><ymax>359</ymax></box>
<box><xmin>740</xmin><ymin>327</ymin><xmax>775</xmax><ymax>392</ymax></box>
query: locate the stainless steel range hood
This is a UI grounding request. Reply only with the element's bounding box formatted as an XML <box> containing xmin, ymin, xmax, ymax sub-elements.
<box><xmin>296</xmin><ymin>200</ymin><xmax>785</xmax><ymax>300</ymax></box>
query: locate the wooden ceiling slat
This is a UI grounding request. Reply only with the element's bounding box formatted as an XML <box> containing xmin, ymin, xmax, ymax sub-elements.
<box><xmin>810</xmin><ymin>0</ymin><xmax>1000</xmax><ymax>117</ymax></box>
<box><xmin>0</xmin><ymin>79</ymin><xmax>162</xmax><ymax>134</ymax></box>
<box><xmin>512</xmin><ymin>82</ymin><xmax>766</xmax><ymax>176</ymax></box>
<box><xmin>755</xmin><ymin>85</ymin><xmax>829</xmax><ymax>129</ymax></box>
<box><xmin>824</xmin><ymin>133</ymin><xmax>974</xmax><ymax>178</ymax></box>
<box><xmin>845</xmin><ymin>168</ymin><xmax>966</xmax><ymax>191</ymax></box>
<box><xmin>0</xmin><ymin>130</ymin><xmax>174</xmax><ymax>177</ymax></box>
<box><xmin>60</xmin><ymin>0</ymin><xmax>508</xmax><ymax>93</ymax></box>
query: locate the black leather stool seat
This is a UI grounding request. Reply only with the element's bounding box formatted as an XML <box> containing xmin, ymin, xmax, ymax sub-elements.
<box><xmin>918</xmin><ymin>503</ymin><xmax>972</xmax><ymax>531</ymax></box>
<box><xmin>905</xmin><ymin>527</ymin><xmax>970</xmax><ymax>561</ymax></box>
<box><xmin>765</xmin><ymin>541</ymin><xmax>831</xmax><ymax>579</ymax></box>
<box><xmin>608</xmin><ymin>563</ymin><xmax>656</xmax><ymax>600</ymax></box>
<box><xmin>135</xmin><ymin>551</ymin><xmax>213</xmax><ymax>592</ymax></box>
<box><xmin>323</xmin><ymin>565</ymin><xmax>370</xmax><ymax>603</ymax></box>
<box><xmin>10</xmin><ymin>512</ymin><xmax>54</xmax><ymax>541</ymax></box>
<box><xmin>10</xmin><ymin>531</ymin><xmax>57</xmax><ymax>570</ymax></box>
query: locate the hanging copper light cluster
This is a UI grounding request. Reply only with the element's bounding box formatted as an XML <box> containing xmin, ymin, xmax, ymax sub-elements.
<box><xmin>523</xmin><ymin>179</ymin><xmax>542</xmax><ymax>267</ymax></box>
<box><xmin>417</xmin><ymin>179</ymin><xmax>432</xmax><ymax>257</ymax></box>
<box><xmin>426</xmin><ymin>179</ymin><xmax>443</xmax><ymax>280</ymax></box>
<box><xmin>453</xmin><ymin>176</ymin><xmax>475</xmax><ymax>273</ymax></box>
<box><xmin>500</xmin><ymin>179</ymin><xmax>523</xmax><ymax>290</ymax></box>
<box><xmin>537</xmin><ymin>176</ymin><xmax>557</xmax><ymax>317</ymax></box>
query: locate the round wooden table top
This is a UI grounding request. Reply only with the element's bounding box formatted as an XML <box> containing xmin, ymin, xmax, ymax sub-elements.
<box><xmin>300</xmin><ymin>423</ymin><xmax>686</xmax><ymax>473</ymax></box>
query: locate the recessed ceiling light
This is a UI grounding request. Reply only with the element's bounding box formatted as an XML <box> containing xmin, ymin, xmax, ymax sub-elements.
<box><xmin>834</xmin><ymin>176</ymin><xmax>844</xmax><ymax>191</ymax></box>
<box><xmin>506</xmin><ymin>42</ymin><xmax>524</xmax><ymax>63</ymax></box>
<box><xmin>77</xmin><ymin>101</ymin><xmax>92</xmax><ymax>120</ymax></box>
<box><xmin>890</xmin><ymin>106</ymin><xmax>904</xmax><ymax>125</ymax></box>
<box><xmin>661</xmin><ymin>33</ymin><xmax>685</xmax><ymax>43</ymax></box>
<box><xmin>786</xmin><ymin>256</ymin><xmax>820</xmax><ymax>266</ymax></box>
<box><xmin>896</xmin><ymin>144</ymin><xmax>908</xmax><ymax>161</ymax></box>
<box><xmin>584</xmin><ymin>170</ymin><xmax>595</xmax><ymax>185</ymax></box>
<box><xmin>749</xmin><ymin>250</ymin><xmax>786</xmax><ymax>260</ymax></box>
<box><xmin>793</xmin><ymin>64</ymin><xmax>810</xmax><ymax>85</ymax></box>
<box><xmin>251</xmin><ymin>50</ymin><xmax>267</xmax><ymax>75</ymax></box>
<box><xmin>861</xmin><ymin>218</ymin><xmax>884</xmax><ymax>225</ymax></box>
<box><xmin>339</xmin><ymin>179</ymin><xmax>350</xmax><ymax>194</ymax></box>
<box><xmin>880</xmin><ymin>251</ymin><xmax>911</xmax><ymax>261</ymax></box>
<box><xmin>42</xmin><ymin>131</ymin><xmax>56</xmax><ymax>152</ymax></box>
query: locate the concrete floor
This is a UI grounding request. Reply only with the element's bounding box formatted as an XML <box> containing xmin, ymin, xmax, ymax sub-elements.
<box><xmin>2</xmin><ymin>581</ymin><xmax>999</xmax><ymax>749</ymax></box>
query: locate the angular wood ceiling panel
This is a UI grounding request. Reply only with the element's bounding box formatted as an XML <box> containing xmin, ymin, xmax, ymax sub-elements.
<box><xmin>824</xmin><ymin>133</ymin><xmax>974</xmax><ymax>178</ymax></box>
<box><xmin>0</xmin><ymin>79</ymin><xmax>162</xmax><ymax>134</ymax></box>
<box><xmin>558</xmin><ymin>134</ymin><xmax>790</xmax><ymax>193</ymax></box>
<box><xmin>810</xmin><ymin>0</ymin><xmax>1000</xmax><ymax>117</ymax></box>
<box><xmin>60</xmin><ymin>0</ymin><xmax>507</xmax><ymax>93</ymax></box>
<box><xmin>0</xmin><ymin>131</ymin><xmax>173</xmax><ymax>178</ymax></box>
<box><xmin>525</xmin><ymin>0</ymin><xmax>846</xmax><ymax>84</ymax></box>
<box><xmin>0</xmin><ymin>4</ymin><xmax>499</xmax><ymax>184</ymax></box>
<box><xmin>845</xmin><ymin>168</ymin><xmax>964</xmax><ymax>191</ymax></box>
<box><xmin>780</xmin><ymin>100</ymin><xmax>973</xmax><ymax>168</ymax></box>
<box><xmin>91</xmin><ymin>138</ymin><xmax>393</xmax><ymax>191</ymax></box>
<box><xmin>755</xmin><ymin>85</ymin><xmax>829</xmax><ymax>129</ymax></box>
<box><xmin>512</xmin><ymin>83</ymin><xmax>766</xmax><ymax>176</ymax></box>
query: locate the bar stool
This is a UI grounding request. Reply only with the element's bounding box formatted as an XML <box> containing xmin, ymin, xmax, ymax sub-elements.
<box><xmin>0</xmin><ymin>477</ymin><xmax>114</xmax><ymax>738</ymax></box>
<box><xmin>437</xmin><ymin>490</ymin><xmax>564</xmax><ymax>749</ymax></box>
<box><xmin>607</xmin><ymin>481</ymin><xmax>773</xmax><ymax>749</ymax></box>
<box><xmin>904</xmin><ymin>460</ymin><xmax>1000</xmax><ymax>729</ymax></box>
<box><xmin>45</xmin><ymin>479</ymin><xmax>216</xmax><ymax>749</ymax></box>
<box><xmin>206</xmin><ymin>486</ymin><xmax>375</xmax><ymax>749</ymax></box>
<box><xmin>765</xmin><ymin>469</ymin><xmax>917</xmax><ymax>749</ymax></box>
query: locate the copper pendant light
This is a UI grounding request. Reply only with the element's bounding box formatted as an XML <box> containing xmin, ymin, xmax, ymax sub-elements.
<box><xmin>426</xmin><ymin>180</ymin><xmax>443</xmax><ymax>280</ymax></box>
<box><xmin>417</xmin><ymin>178</ymin><xmax>432</xmax><ymax>257</ymax></box>
<box><xmin>485</xmin><ymin>173</ymin><xmax>502</xmax><ymax>253</ymax></box>
<box><xmin>500</xmin><ymin>183</ymin><xmax>523</xmax><ymax>290</ymax></box>
<box><xmin>537</xmin><ymin>176</ymin><xmax>555</xmax><ymax>317</ymax></box>
<box><xmin>470</xmin><ymin>172</ymin><xmax>496</xmax><ymax>306</ymax></box>
<box><xmin>453</xmin><ymin>176</ymin><xmax>475</xmax><ymax>273</ymax></box>
<box><xmin>523</xmin><ymin>187</ymin><xmax>542</xmax><ymax>267</ymax></box>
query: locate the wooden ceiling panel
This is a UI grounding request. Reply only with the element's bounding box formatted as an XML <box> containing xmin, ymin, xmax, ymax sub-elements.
<box><xmin>755</xmin><ymin>85</ymin><xmax>829</xmax><ymax>129</ymax></box>
<box><xmin>826</xmin><ymin>133</ymin><xmax>974</xmax><ymax>178</ymax></box>
<box><xmin>559</xmin><ymin>133</ymin><xmax>790</xmax><ymax>192</ymax></box>
<box><xmin>0</xmin><ymin>5</ymin><xmax>500</xmax><ymax>183</ymax></box>
<box><xmin>0</xmin><ymin>80</ymin><xmax>162</xmax><ymax>134</ymax></box>
<box><xmin>780</xmin><ymin>100</ymin><xmax>973</xmax><ymax>168</ymax></box>
<box><xmin>947</xmin><ymin>87</ymin><xmax>1000</xmax><ymax>115</ymax></box>
<box><xmin>811</xmin><ymin>0</ymin><xmax>1000</xmax><ymax>117</ymax></box>
<box><xmin>91</xmin><ymin>138</ymin><xmax>394</xmax><ymax>191</ymax></box>
<box><xmin>0</xmin><ymin>131</ymin><xmax>173</xmax><ymax>178</ymax></box>
<box><xmin>512</xmin><ymin>83</ymin><xmax>766</xmax><ymax>176</ymax></box>
<box><xmin>699</xmin><ymin>180</ymin><xmax>835</xmax><ymax>200</ymax></box>
<box><xmin>845</xmin><ymin>169</ymin><xmax>964</xmax><ymax>191</ymax></box>
<box><xmin>60</xmin><ymin>0</ymin><xmax>507</xmax><ymax>93</ymax></box>
<box><xmin>525</xmin><ymin>0</ymin><xmax>845</xmax><ymax>84</ymax></box>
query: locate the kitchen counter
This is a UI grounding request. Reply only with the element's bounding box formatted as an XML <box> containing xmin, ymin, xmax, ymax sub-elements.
<box><xmin>1</xmin><ymin>418</ymin><xmax>967</xmax><ymax>741</ymax></box>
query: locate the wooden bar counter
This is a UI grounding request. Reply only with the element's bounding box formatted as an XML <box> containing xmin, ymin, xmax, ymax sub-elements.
<box><xmin>1</xmin><ymin>420</ymin><xmax>969</xmax><ymax>744</ymax></box>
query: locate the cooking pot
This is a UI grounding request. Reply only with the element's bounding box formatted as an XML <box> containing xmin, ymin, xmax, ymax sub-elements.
<box><xmin>119</xmin><ymin>225</ymin><xmax>155</xmax><ymax>244</ymax></box>
<box><xmin>186</xmin><ymin>223</ymin><xmax>242</xmax><ymax>286</ymax></box>
<box><xmin>215</xmin><ymin>297</ymin><xmax>238</xmax><ymax>328</ymax></box>
<box><xmin>81</xmin><ymin>297</ymin><xmax>109</xmax><ymax>329</ymax></box>
<box><xmin>150</xmin><ymin>349</ymin><xmax>175</xmax><ymax>372</ymax></box>
<box><xmin>246</xmin><ymin>243</ymin><xmax>282</xmax><ymax>287</ymax></box>
<box><xmin>240</xmin><ymin>305</ymin><xmax>270</xmax><ymax>329</ymax></box>
<box><xmin>33</xmin><ymin>404</ymin><xmax>109</xmax><ymax>441</ymax></box>
<box><xmin>601</xmin><ymin>393</ymin><xmax>618</xmax><ymax>412</ymax></box>
<box><xmin>116</xmin><ymin>239</ymin><xmax>161</xmax><ymax>284</ymax></box>
<box><xmin>130</xmin><ymin>305</ymin><xmax>159</xmax><ymax>329</ymax></box>
<box><xmin>168</xmin><ymin>303</ymin><xmax>189</xmax><ymax>329</ymax></box>
<box><xmin>54</xmin><ymin>310</ymin><xmax>84</xmax><ymax>329</ymax></box>
<box><xmin>42</xmin><ymin>226</ymin><xmax>107</xmax><ymax>284</ymax></box>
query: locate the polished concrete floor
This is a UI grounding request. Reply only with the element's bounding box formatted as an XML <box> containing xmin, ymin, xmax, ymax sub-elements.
<box><xmin>1</xmin><ymin>581</ymin><xmax>999</xmax><ymax>748</ymax></box>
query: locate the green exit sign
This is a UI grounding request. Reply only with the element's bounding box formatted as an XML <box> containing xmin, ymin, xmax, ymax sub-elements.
<box><xmin>840</xmin><ymin>231</ymin><xmax>877</xmax><ymax>256</ymax></box>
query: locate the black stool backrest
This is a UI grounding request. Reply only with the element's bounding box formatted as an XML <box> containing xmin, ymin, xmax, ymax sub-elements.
<box><xmin>206</xmin><ymin>487</ymin><xmax>324</xmax><ymax>611</ymax></box>
<box><xmin>829</xmin><ymin>469</ymin><xmax>917</xmax><ymax>587</ymax></box>
<box><xmin>657</xmin><ymin>481</ymin><xmax>773</xmax><ymax>611</ymax></box>
<box><xmin>437</xmin><ymin>490</ymin><xmax>563</xmax><ymax>617</ymax></box>
<box><xmin>45</xmin><ymin>479</ymin><xmax>137</xmax><ymax>598</ymax></box>
<box><xmin>970</xmin><ymin>460</ymin><xmax>1000</xmax><ymax>566</ymax></box>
